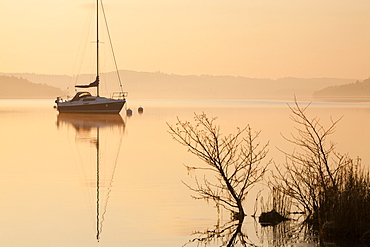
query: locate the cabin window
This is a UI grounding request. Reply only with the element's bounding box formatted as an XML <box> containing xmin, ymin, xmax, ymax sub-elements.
<box><xmin>71</xmin><ymin>92</ymin><xmax>92</xmax><ymax>101</ymax></box>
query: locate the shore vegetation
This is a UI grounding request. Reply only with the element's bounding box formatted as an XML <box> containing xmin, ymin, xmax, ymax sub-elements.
<box><xmin>271</xmin><ymin>100</ymin><xmax>370</xmax><ymax>242</ymax></box>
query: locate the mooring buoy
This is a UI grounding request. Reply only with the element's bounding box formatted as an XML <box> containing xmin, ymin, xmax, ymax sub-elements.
<box><xmin>138</xmin><ymin>106</ymin><xmax>143</xmax><ymax>113</ymax></box>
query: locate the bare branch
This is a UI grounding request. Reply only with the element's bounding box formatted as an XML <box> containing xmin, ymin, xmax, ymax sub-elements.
<box><xmin>168</xmin><ymin>113</ymin><xmax>269</xmax><ymax>217</ymax></box>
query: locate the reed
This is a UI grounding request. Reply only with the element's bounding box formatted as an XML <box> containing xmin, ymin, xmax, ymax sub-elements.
<box><xmin>320</xmin><ymin>157</ymin><xmax>370</xmax><ymax>239</ymax></box>
<box><xmin>271</xmin><ymin>99</ymin><xmax>370</xmax><ymax>242</ymax></box>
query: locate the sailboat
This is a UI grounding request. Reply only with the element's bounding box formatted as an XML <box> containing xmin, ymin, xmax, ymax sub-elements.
<box><xmin>55</xmin><ymin>0</ymin><xmax>127</xmax><ymax>114</ymax></box>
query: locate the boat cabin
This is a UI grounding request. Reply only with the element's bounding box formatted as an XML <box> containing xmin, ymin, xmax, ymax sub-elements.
<box><xmin>71</xmin><ymin>92</ymin><xmax>95</xmax><ymax>101</ymax></box>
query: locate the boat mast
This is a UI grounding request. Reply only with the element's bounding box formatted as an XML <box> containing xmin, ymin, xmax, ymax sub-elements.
<box><xmin>96</xmin><ymin>0</ymin><xmax>100</xmax><ymax>97</ymax></box>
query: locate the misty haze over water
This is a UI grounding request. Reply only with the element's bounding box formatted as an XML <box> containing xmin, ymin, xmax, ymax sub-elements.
<box><xmin>0</xmin><ymin>71</ymin><xmax>363</xmax><ymax>101</ymax></box>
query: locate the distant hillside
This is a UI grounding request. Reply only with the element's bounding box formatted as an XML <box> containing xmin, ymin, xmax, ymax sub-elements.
<box><xmin>313</xmin><ymin>78</ymin><xmax>370</xmax><ymax>99</ymax></box>
<box><xmin>0</xmin><ymin>73</ymin><xmax>71</xmax><ymax>90</ymax></box>
<box><xmin>1</xmin><ymin>71</ymin><xmax>356</xmax><ymax>100</ymax></box>
<box><xmin>112</xmin><ymin>71</ymin><xmax>353</xmax><ymax>100</ymax></box>
<box><xmin>0</xmin><ymin>75</ymin><xmax>63</xmax><ymax>99</ymax></box>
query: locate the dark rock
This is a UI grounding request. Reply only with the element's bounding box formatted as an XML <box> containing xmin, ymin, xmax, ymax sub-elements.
<box><xmin>259</xmin><ymin>209</ymin><xmax>288</xmax><ymax>226</ymax></box>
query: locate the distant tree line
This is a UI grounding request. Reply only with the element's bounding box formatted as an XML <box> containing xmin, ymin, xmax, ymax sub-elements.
<box><xmin>314</xmin><ymin>78</ymin><xmax>370</xmax><ymax>98</ymax></box>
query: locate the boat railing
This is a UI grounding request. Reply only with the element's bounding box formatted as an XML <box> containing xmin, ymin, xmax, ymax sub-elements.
<box><xmin>111</xmin><ymin>92</ymin><xmax>128</xmax><ymax>100</ymax></box>
<box><xmin>55</xmin><ymin>96</ymin><xmax>65</xmax><ymax>103</ymax></box>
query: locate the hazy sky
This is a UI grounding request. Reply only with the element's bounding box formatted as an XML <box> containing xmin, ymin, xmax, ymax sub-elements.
<box><xmin>1</xmin><ymin>0</ymin><xmax>369</xmax><ymax>79</ymax></box>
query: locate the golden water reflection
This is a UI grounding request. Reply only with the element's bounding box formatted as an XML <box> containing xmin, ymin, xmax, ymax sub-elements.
<box><xmin>1</xmin><ymin>99</ymin><xmax>370</xmax><ymax>246</ymax></box>
<box><xmin>56</xmin><ymin>113</ymin><xmax>125</xmax><ymax>241</ymax></box>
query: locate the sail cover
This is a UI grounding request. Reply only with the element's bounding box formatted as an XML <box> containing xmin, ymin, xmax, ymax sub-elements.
<box><xmin>76</xmin><ymin>76</ymin><xmax>99</xmax><ymax>88</ymax></box>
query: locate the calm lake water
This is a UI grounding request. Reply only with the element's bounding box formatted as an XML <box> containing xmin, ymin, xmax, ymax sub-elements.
<box><xmin>0</xmin><ymin>99</ymin><xmax>369</xmax><ymax>246</ymax></box>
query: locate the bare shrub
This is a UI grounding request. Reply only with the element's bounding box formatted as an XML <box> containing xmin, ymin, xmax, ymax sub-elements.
<box><xmin>168</xmin><ymin>113</ymin><xmax>270</xmax><ymax>218</ymax></box>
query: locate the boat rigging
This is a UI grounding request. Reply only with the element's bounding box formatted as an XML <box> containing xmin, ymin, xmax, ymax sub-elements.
<box><xmin>55</xmin><ymin>0</ymin><xmax>127</xmax><ymax>114</ymax></box>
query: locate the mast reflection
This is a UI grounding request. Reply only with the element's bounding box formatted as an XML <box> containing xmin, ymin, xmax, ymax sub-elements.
<box><xmin>56</xmin><ymin>113</ymin><xmax>125</xmax><ymax>241</ymax></box>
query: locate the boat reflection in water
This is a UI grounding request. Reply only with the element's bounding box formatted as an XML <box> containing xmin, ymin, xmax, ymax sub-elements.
<box><xmin>56</xmin><ymin>113</ymin><xmax>125</xmax><ymax>241</ymax></box>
